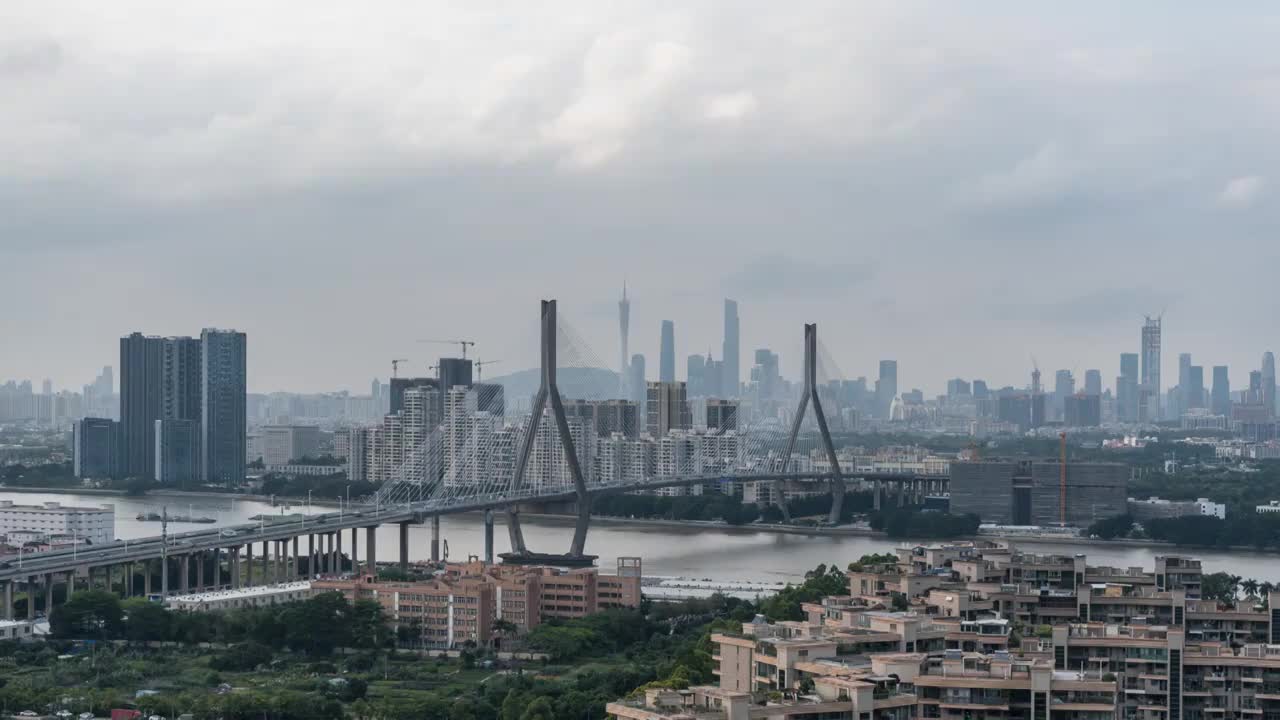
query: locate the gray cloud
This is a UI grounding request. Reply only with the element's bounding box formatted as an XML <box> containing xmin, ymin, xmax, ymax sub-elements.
<box><xmin>2</xmin><ymin>2</ymin><xmax>1279</xmax><ymax>394</ymax></box>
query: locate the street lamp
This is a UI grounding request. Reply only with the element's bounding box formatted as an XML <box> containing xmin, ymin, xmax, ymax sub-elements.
<box><xmin>307</xmin><ymin>490</ymin><xmax>313</xmax><ymax>516</ymax></box>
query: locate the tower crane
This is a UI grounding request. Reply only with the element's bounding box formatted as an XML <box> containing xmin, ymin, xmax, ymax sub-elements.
<box><xmin>474</xmin><ymin>359</ymin><xmax>501</xmax><ymax>381</ymax></box>
<box><xmin>418</xmin><ymin>339</ymin><xmax>476</xmax><ymax>359</ymax></box>
<box><xmin>391</xmin><ymin>359</ymin><xmax>409</xmax><ymax>379</ymax></box>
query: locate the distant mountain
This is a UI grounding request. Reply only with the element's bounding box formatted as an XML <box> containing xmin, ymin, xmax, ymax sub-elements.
<box><xmin>487</xmin><ymin>366</ymin><xmax>622</xmax><ymax>407</ymax></box>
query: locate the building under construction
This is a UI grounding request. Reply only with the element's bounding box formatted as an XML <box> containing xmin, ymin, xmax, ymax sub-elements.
<box><xmin>949</xmin><ymin>460</ymin><xmax>1128</xmax><ymax>526</ymax></box>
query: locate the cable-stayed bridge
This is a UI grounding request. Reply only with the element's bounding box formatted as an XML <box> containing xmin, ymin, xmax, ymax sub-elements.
<box><xmin>0</xmin><ymin>299</ymin><xmax>946</xmax><ymax>617</ymax></box>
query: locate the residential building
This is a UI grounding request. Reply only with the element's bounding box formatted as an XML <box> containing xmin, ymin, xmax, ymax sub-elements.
<box><xmin>73</xmin><ymin>417</ymin><xmax>120</xmax><ymax>479</ymax></box>
<box><xmin>646</xmin><ymin>382</ymin><xmax>692</xmax><ymax>437</ymax></box>
<box><xmin>260</xmin><ymin>425</ymin><xmax>324</xmax><ymax>466</ymax></box>
<box><xmin>659</xmin><ymin>320</ymin><xmax>675</xmax><ymax>383</ymax></box>
<box><xmin>120</xmin><ymin>333</ymin><xmax>165</xmax><ymax>479</ymax></box>
<box><xmin>200</xmin><ymin>328</ymin><xmax>247</xmax><ymax>485</ymax></box>
<box><xmin>154</xmin><ymin>418</ymin><xmax>200</xmax><ymax>485</ymax></box>
<box><xmin>705</xmin><ymin>399</ymin><xmax>739</xmax><ymax>432</ymax></box>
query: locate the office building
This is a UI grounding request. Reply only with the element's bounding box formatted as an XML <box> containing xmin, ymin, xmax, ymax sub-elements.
<box><xmin>1053</xmin><ymin>370</ymin><xmax>1074</xmax><ymax>420</ymax></box>
<box><xmin>200</xmin><ymin>328</ymin><xmax>247</xmax><ymax>485</ymax></box>
<box><xmin>1177</xmin><ymin>352</ymin><xmax>1193</xmax><ymax>415</ymax></box>
<box><xmin>261</xmin><ymin>425</ymin><xmax>323</xmax><ymax>466</ymax></box>
<box><xmin>73</xmin><ymin>417</ymin><xmax>120</xmax><ymax>479</ymax></box>
<box><xmin>120</xmin><ymin>333</ymin><xmax>165</xmax><ymax>479</ymax></box>
<box><xmin>876</xmin><ymin>360</ymin><xmax>898</xmax><ymax>420</ymax></box>
<box><xmin>1211</xmin><ymin>365</ymin><xmax>1231</xmax><ymax>416</ymax></box>
<box><xmin>0</xmin><ymin>500</ymin><xmax>115</xmax><ymax>546</ymax></box>
<box><xmin>646</xmin><ymin>381</ymin><xmax>692</xmax><ymax>437</ymax></box>
<box><xmin>659</xmin><ymin>320</ymin><xmax>675</xmax><ymax>383</ymax></box>
<box><xmin>155</xmin><ymin>418</ymin><xmax>200</xmax><ymax>485</ymax></box>
<box><xmin>949</xmin><ymin>460</ymin><xmax>1127</xmax><ymax>526</ymax></box>
<box><xmin>946</xmin><ymin>378</ymin><xmax>971</xmax><ymax>397</ymax></box>
<box><xmin>704</xmin><ymin>399</ymin><xmax>739</xmax><ymax>432</ymax></box>
<box><xmin>1141</xmin><ymin>316</ymin><xmax>1161</xmax><ymax>420</ymax></box>
<box><xmin>722</xmin><ymin>299</ymin><xmax>739</xmax><ymax>398</ymax></box>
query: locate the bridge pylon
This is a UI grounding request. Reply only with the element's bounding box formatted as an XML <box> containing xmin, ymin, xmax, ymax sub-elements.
<box><xmin>505</xmin><ymin>299</ymin><xmax>594</xmax><ymax>561</ymax></box>
<box><xmin>775</xmin><ymin>323</ymin><xmax>846</xmax><ymax>524</ymax></box>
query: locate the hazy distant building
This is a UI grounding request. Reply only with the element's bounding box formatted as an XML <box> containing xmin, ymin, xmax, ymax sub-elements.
<box><xmin>74</xmin><ymin>417</ymin><xmax>120</xmax><ymax>479</ymax></box>
<box><xmin>1118</xmin><ymin>352</ymin><xmax>1140</xmax><ymax>423</ymax></box>
<box><xmin>722</xmin><ymin>299</ymin><xmax>739</xmax><ymax>398</ymax></box>
<box><xmin>1264</xmin><ymin>352</ymin><xmax>1277</xmax><ymax>418</ymax></box>
<box><xmin>646</xmin><ymin>381</ymin><xmax>691</xmax><ymax>437</ymax></box>
<box><xmin>593</xmin><ymin>399</ymin><xmax>641</xmax><ymax>438</ymax></box>
<box><xmin>876</xmin><ymin>360</ymin><xmax>898</xmax><ymax>420</ymax></box>
<box><xmin>997</xmin><ymin>393</ymin><xmax>1045</xmax><ymax>432</ymax></box>
<box><xmin>950</xmin><ymin>460</ymin><xmax>1127</xmax><ymax>526</ymax></box>
<box><xmin>618</xmin><ymin>283</ymin><xmax>630</xmax><ymax>395</ymax></box>
<box><xmin>471</xmin><ymin>382</ymin><xmax>504</xmax><ymax>418</ymax></box>
<box><xmin>1187</xmin><ymin>365</ymin><xmax>1205</xmax><ymax>410</ymax></box>
<box><xmin>659</xmin><ymin>320</ymin><xmax>675</xmax><ymax>383</ymax></box>
<box><xmin>261</xmin><ymin>425</ymin><xmax>323</xmax><ymax>466</ymax></box>
<box><xmin>1211</xmin><ymin>365</ymin><xmax>1231</xmax><ymax>416</ymax></box>
<box><xmin>200</xmin><ymin>328</ymin><xmax>247</xmax><ymax>485</ymax></box>
<box><xmin>947</xmin><ymin>378</ymin><xmax>971</xmax><ymax>398</ymax></box>
<box><xmin>686</xmin><ymin>354</ymin><xmax>706</xmax><ymax>397</ymax></box>
<box><xmin>1084</xmin><ymin>369</ymin><xmax>1102</xmax><ymax>397</ymax></box>
<box><xmin>629</xmin><ymin>353</ymin><xmax>646</xmax><ymax>411</ymax></box>
<box><xmin>1141</xmin><ymin>316</ymin><xmax>1162</xmax><ymax>421</ymax></box>
<box><xmin>1064</xmin><ymin>394</ymin><xmax>1101</xmax><ymax>427</ymax></box>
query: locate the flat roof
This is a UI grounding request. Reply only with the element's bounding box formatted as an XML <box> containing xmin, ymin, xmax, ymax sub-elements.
<box><xmin>167</xmin><ymin>581</ymin><xmax>312</xmax><ymax>603</ymax></box>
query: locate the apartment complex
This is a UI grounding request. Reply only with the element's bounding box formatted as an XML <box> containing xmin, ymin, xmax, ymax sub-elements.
<box><xmin>311</xmin><ymin>558</ymin><xmax>641</xmax><ymax>649</ymax></box>
<box><xmin>0</xmin><ymin>500</ymin><xmax>116</xmax><ymax>546</ymax></box>
<box><xmin>610</xmin><ymin>541</ymin><xmax>1280</xmax><ymax>720</ymax></box>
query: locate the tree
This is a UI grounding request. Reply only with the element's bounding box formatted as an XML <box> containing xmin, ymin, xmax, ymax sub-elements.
<box><xmin>1200</xmin><ymin>572</ymin><xmax>1240</xmax><ymax>604</ymax></box>
<box><xmin>50</xmin><ymin>590</ymin><xmax>123</xmax><ymax>639</ymax></box>
<box><xmin>519</xmin><ymin>696</ymin><xmax>557</xmax><ymax>720</ymax></box>
<box><xmin>1088</xmin><ymin>514</ymin><xmax>1135</xmax><ymax>540</ymax></box>
<box><xmin>1243</xmin><ymin>578</ymin><xmax>1261</xmax><ymax>599</ymax></box>
<box><xmin>121</xmin><ymin>597</ymin><xmax>171</xmax><ymax>641</ymax></box>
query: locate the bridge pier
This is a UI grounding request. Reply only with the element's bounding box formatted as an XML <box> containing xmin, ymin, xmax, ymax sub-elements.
<box><xmin>231</xmin><ymin>547</ymin><xmax>241</xmax><ymax>589</ymax></box>
<box><xmin>350</xmin><ymin>528</ymin><xmax>358</xmax><ymax>573</ymax></box>
<box><xmin>44</xmin><ymin>573</ymin><xmax>53</xmax><ymax>615</ymax></box>
<box><xmin>336</xmin><ymin>531</ymin><xmax>344</xmax><ymax>573</ymax></box>
<box><xmin>291</xmin><ymin>536</ymin><xmax>300</xmax><ymax>579</ymax></box>
<box><xmin>68</xmin><ymin>568</ymin><xmax>77</xmax><ymax>597</ymax></box>
<box><xmin>365</xmin><ymin>526</ymin><xmax>377</xmax><ymax>576</ymax></box>
<box><xmin>27</xmin><ymin>575</ymin><xmax>36</xmax><ymax>620</ymax></box>
<box><xmin>897</xmin><ymin>481</ymin><xmax>905</xmax><ymax>507</ymax></box>
<box><xmin>399</xmin><ymin>522</ymin><xmax>409</xmax><ymax>573</ymax></box>
<box><xmin>873</xmin><ymin>480</ymin><xmax>882</xmax><ymax>511</ymax></box>
<box><xmin>180</xmin><ymin>555</ymin><xmax>189</xmax><ymax>592</ymax></box>
<box><xmin>2</xmin><ymin>580</ymin><xmax>11</xmax><ymax>620</ymax></box>
<box><xmin>484</xmin><ymin>510</ymin><xmax>494</xmax><ymax>565</ymax></box>
<box><xmin>430</xmin><ymin>516</ymin><xmax>440</xmax><ymax>563</ymax></box>
<box><xmin>245</xmin><ymin>544</ymin><xmax>253</xmax><ymax>587</ymax></box>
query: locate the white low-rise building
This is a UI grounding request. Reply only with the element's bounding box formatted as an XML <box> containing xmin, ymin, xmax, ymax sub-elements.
<box><xmin>165</xmin><ymin>581</ymin><xmax>312</xmax><ymax>612</ymax></box>
<box><xmin>0</xmin><ymin>500</ymin><xmax>115</xmax><ymax>546</ymax></box>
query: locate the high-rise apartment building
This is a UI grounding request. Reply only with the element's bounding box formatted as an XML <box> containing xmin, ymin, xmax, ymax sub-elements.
<box><xmin>120</xmin><ymin>333</ymin><xmax>165</xmax><ymax>479</ymax></box>
<box><xmin>1211</xmin><ymin>365</ymin><xmax>1231</xmax><ymax>416</ymax></box>
<box><xmin>628</xmin><ymin>353</ymin><xmax>646</xmax><ymax>413</ymax></box>
<box><xmin>1178</xmin><ymin>352</ymin><xmax>1193</xmax><ymax>414</ymax></box>
<box><xmin>73</xmin><ymin>417</ymin><xmax>120</xmax><ymax>479</ymax></box>
<box><xmin>200</xmin><ymin>328</ymin><xmax>246</xmax><ymax>485</ymax></box>
<box><xmin>659</xmin><ymin>320</ymin><xmax>675</xmax><ymax>383</ymax></box>
<box><xmin>1141</xmin><ymin>315</ymin><xmax>1162</xmax><ymax>421</ymax></box>
<box><xmin>704</xmin><ymin>399</ymin><xmax>739</xmax><ymax>432</ymax></box>
<box><xmin>155</xmin><ymin>419</ymin><xmax>200</xmax><ymax>485</ymax></box>
<box><xmin>161</xmin><ymin>337</ymin><xmax>202</xmax><ymax>423</ymax></box>
<box><xmin>721</xmin><ymin>299</ymin><xmax>739</xmax><ymax>398</ymax></box>
<box><xmin>686</xmin><ymin>354</ymin><xmax>706</xmax><ymax>397</ymax></box>
<box><xmin>1187</xmin><ymin>365</ymin><xmax>1204</xmax><ymax>410</ymax></box>
<box><xmin>646</xmin><ymin>381</ymin><xmax>691</xmax><ymax>437</ymax></box>
<box><xmin>390</xmin><ymin>376</ymin><xmax>437</xmax><ymax>415</ymax></box>
<box><xmin>1118</xmin><ymin>352</ymin><xmax>1139</xmax><ymax>422</ymax></box>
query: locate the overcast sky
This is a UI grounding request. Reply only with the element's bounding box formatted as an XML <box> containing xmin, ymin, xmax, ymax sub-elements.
<box><xmin>3</xmin><ymin>1</ymin><xmax>1277</xmax><ymax>395</ymax></box>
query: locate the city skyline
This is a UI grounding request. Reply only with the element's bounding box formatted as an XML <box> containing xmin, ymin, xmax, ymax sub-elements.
<box><xmin>3</xmin><ymin>4</ymin><xmax>1278</xmax><ymax>394</ymax></box>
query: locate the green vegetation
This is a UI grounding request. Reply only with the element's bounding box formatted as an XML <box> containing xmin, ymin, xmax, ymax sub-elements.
<box><xmin>869</xmin><ymin>509</ymin><xmax>981</xmax><ymax>539</ymax></box>
<box><xmin>847</xmin><ymin>552</ymin><xmax>898</xmax><ymax>572</ymax></box>
<box><xmin>1</xmin><ymin>461</ymin><xmax>79</xmax><ymax>488</ymax></box>
<box><xmin>258</xmin><ymin>473</ymin><xmax>374</xmax><ymax>501</ymax></box>
<box><xmin>1088</xmin><ymin>511</ymin><xmax>1280</xmax><ymax>551</ymax></box>
<box><xmin>755</xmin><ymin>563</ymin><xmax>848</xmax><ymax>621</ymax></box>
<box><xmin>18</xmin><ymin>582</ymin><xmax>782</xmax><ymax>720</ymax></box>
<box><xmin>1128</xmin><ymin>461</ymin><xmax>1280</xmax><ymax>513</ymax></box>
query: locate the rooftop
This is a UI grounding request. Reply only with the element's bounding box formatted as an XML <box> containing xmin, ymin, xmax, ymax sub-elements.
<box><xmin>166</xmin><ymin>580</ymin><xmax>312</xmax><ymax>603</ymax></box>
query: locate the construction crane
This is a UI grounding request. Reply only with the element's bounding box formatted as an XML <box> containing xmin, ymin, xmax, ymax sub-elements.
<box><xmin>474</xmin><ymin>359</ymin><xmax>501</xmax><ymax>381</ymax></box>
<box><xmin>391</xmin><ymin>359</ymin><xmax>409</xmax><ymax>379</ymax></box>
<box><xmin>418</xmin><ymin>339</ymin><xmax>476</xmax><ymax>359</ymax></box>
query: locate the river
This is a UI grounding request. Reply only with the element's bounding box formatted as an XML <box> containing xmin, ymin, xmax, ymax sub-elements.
<box><xmin>6</xmin><ymin>490</ymin><xmax>1280</xmax><ymax>583</ymax></box>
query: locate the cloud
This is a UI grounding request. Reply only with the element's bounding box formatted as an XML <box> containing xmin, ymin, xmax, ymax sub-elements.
<box><xmin>702</xmin><ymin>91</ymin><xmax>758</xmax><ymax>122</ymax></box>
<box><xmin>723</xmin><ymin>256</ymin><xmax>875</xmax><ymax>301</ymax></box>
<box><xmin>1216</xmin><ymin>175</ymin><xmax>1265</xmax><ymax>209</ymax></box>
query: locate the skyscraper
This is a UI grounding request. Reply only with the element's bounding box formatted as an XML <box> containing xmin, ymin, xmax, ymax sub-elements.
<box><xmin>120</xmin><ymin>333</ymin><xmax>165</xmax><ymax>479</ymax></box>
<box><xmin>1084</xmin><ymin>369</ymin><xmax>1102</xmax><ymax>396</ymax></box>
<box><xmin>1053</xmin><ymin>370</ymin><xmax>1075</xmax><ymax>420</ymax></box>
<box><xmin>876</xmin><ymin>360</ymin><xmax>898</xmax><ymax>420</ymax></box>
<box><xmin>161</xmin><ymin>336</ymin><xmax>202</xmax><ymax>423</ymax></box>
<box><xmin>618</xmin><ymin>283</ymin><xmax>630</xmax><ymax>394</ymax></box>
<box><xmin>1178</xmin><ymin>353</ymin><xmax>1192</xmax><ymax>415</ymax></box>
<box><xmin>629</xmin><ymin>353</ymin><xmax>646</xmax><ymax>415</ymax></box>
<box><xmin>1118</xmin><ymin>353</ymin><xmax>1139</xmax><ymax>422</ymax></box>
<box><xmin>1187</xmin><ymin>366</ymin><xmax>1204</xmax><ymax>410</ymax></box>
<box><xmin>722</xmin><ymin>299</ymin><xmax>739</xmax><ymax>398</ymax></box>
<box><xmin>645</xmin><ymin>381</ymin><xmax>691</xmax><ymax>436</ymax></box>
<box><xmin>1211</xmin><ymin>365</ymin><xmax>1231</xmax><ymax>416</ymax></box>
<box><xmin>1264</xmin><ymin>352</ymin><xmax>1276</xmax><ymax>418</ymax></box>
<box><xmin>1140</xmin><ymin>316</ymin><xmax>1162</xmax><ymax>421</ymax></box>
<box><xmin>686</xmin><ymin>354</ymin><xmax>706</xmax><ymax>397</ymax></box>
<box><xmin>200</xmin><ymin>328</ymin><xmax>246</xmax><ymax>485</ymax></box>
<box><xmin>659</xmin><ymin>320</ymin><xmax>675</xmax><ymax>383</ymax></box>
